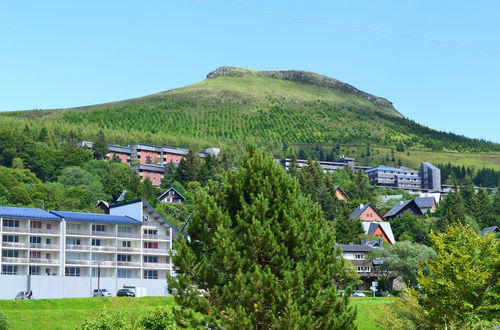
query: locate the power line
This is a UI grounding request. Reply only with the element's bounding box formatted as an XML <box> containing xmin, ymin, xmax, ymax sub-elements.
<box><xmin>192</xmin><ymin>0</ymin><xmax>500</xmax><ymax>54</ymax></box>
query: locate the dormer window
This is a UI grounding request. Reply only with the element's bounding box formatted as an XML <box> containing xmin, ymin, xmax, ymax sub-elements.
<box><xmin>143</xmin><ymin>215</ymin><xmax>149</xmax><ymax>222</ymax></box>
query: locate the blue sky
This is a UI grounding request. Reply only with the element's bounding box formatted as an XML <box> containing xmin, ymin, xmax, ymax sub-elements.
<box><xmin>1</xmin><ymin>0</ymin><xmax>499</xmax><ymax>142</ymax></box>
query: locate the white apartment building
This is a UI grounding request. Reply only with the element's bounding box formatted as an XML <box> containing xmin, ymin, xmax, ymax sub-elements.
<box><xmin>0</xmin><ymin>199</ymin><xmax>179</xmax><ymax>299</ymax></box>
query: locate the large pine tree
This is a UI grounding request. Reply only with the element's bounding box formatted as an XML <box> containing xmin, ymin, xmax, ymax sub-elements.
<box><xmin>168</xmin><ymin>147</ymin><xmax>358</xmax><ymax>329</ymax></box>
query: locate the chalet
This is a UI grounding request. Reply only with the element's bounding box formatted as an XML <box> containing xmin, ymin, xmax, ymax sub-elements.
<box><xmin>362</xmin><ymin>222</ymin><xmax>396</xmax><ymax>245</ymax></box>
<box><xmin>349</xmin><ymin>203</ymin><xmax>384</xmax><ymax>222</ymax></box>
<box><xmin>334</xmin><ymin>186</ymin><xmax>350</xmax><ymax>202</ymax></box>
<box><xmin>415</xmin><ymin>196</ymin><xmax>437</xmax><ymax>213</ymax></box>
<box><xmin>384</xmin><ymin>200</ymin><xmax>423</xmax><ymax>220</ymax></box>
<box><xmin>158</xmin><ymin>188</ymin><xmax>185</xmax><ymax>204</ymax></box>
<box><xmin>339</xmin><ymin>240</ymin><xmax>384</xmax><ymax>290</ymax></box>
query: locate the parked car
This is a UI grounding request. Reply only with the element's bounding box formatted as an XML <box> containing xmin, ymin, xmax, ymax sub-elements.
<box><xmin>15</xmin><ymin>291</ymin><xmax>26</xmax><ymax>300</ymax></box>
<box><xmin>352</xmin><ymin>290</ymin><xmax>366</xmax><ymax>297</ymax></box>
<box><xmin>93</xmin><ymin>288</ymin><xmax>112</xmax><ymax>297</ymax></box>
<box><xmin>117</xmin><ymin>289</ymin><xmax>135</xmax><ymax>297</ymax></box>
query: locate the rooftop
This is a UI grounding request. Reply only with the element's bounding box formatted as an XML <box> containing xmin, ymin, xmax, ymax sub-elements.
<box><xmin>50</xmin><ymin>211</ymin><xmax>141</xmax><ymax>225</ymax></box>
<box><xmin>0</xmin><ymin>206</ymin><xmax>62</xmax><ymax>221</ymax></box>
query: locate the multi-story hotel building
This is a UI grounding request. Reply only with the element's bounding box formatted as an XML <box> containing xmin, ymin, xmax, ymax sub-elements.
<box><xmin>0</xmin><ymin>199</ymin><xmax>179</xmax><ymax>299</ymax></box>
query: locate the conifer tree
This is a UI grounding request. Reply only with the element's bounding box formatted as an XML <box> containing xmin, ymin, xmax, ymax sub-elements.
<box><xmin>174</xmin><ymin>150</ymin><xmax>203</xmax><ymax>184</ymax></box>
<box><xmin>93</xmin><ymin>130</ymin><xmax>108</xmax><ymax>160</ymax></box>
<box><xmin>168</xmin><ymin>147</ymin><xmax>358</xmax><ymax>329</ymax></box>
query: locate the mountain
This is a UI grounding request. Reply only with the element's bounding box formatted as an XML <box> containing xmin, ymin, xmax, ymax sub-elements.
<box><xmin>2</xmin><ymin>66</ymin><xmax>500</xmax><ymax>169</ymax></box>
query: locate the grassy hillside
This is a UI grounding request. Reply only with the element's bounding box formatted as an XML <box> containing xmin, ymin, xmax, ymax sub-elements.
<box><xmin>2</xmin><ymin>66</ymin><xmax>499</xmax><ymax>169</ymax></box>
<box><xmin>0</xmin><ymin>296</ymin><xmax>393</xmax><ymax>329</ymax></box>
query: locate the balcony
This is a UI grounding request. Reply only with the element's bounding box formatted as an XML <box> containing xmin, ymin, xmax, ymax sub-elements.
<box><xmin>116</xmin><ymin>247</ymin><xmax>141</xmax><ymax>253</ymax></box>
<box><xmin>143</xmin><ymin>234</ymin><xmax>170</xmax><ymax>241</ymax></box>
<box><xmin>1</xmin><ymin>257</ymin><xmax>28</xmax><ymax>264</ymax></box>
<box><xmin>117</xmin><ymin>232</ymin><xmax>141</xmax><ymax>239</ymax></box>
<box><xmin>90</xmin><ymin>246</ymin><xmax>116</xmax><ymax>252</ymax></box>
<box><xmin>66</xmin><ymin>229</ymin><xmax>91</xmax><ymax>236</ymax></box>
<box><xmin>116</xmin><ymin>261</ymin><xmax>141</xmax><ymax>267</ymax></box>
<box><xmin>90</xmin><ymin>260</ymin><xmax>116</xmax><ymax>267</ymax></box>
<box><xmin>66</xmin><ymin>259</ymin><xmax>90</xmax><ymax>265</ymax></box>
<box><xmin>2</xmin><ymin>227</ymin><xmax>29</xmax><ymax>234</ymax></box>
<box><xmin>30</xmin><ymin>243</ymin><xmax>59</xmax><ymax>250</ymax></box>
<box><xmin>143</xmin><ymin>262</ymin><xmax>170</xmax><ymax>270</ymax></box>
<box><xmin>92</xmin><ymin>231</ymin><xmax>116</xmax><ymax>238</ymax></box>
<box><xmin>30</xmin><ymin>258</ymin><xmax>60</xmax><ymax>265</ymax></box>
<box><xmin>142</xmin><ymin>248</ymin><xmax>170</xmax><ymax>255</ymax></box>
<box><xmin>29</xmin><ymin>228</ymin><xmax>60</xmax><ymax>235</ymax></box>
<box><xmin>66</xmin><ymin>244</ymin><xmax>90</xmax><ymax>251</ymax></box>
<box><xmin>2</xmin><ymin>242</ymin><xmax>29</xmax><ymax>248</ymax></box>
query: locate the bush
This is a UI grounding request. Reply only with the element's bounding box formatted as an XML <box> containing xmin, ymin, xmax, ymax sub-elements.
<box><xmin>78</xmin><ymin>309</ymin><xmax>130</xmax><ymax>330</ymax></box>
<box><xmin>0</xmin><ymin>312</ymin><xmax>9</xmax><ymax>330</ymax></box>
<box><xmin>390</xmin><ymin>290</ymin><xmax>401</xmax><ymax>297</ymax></box>
<box><xmin>138</xmin><ymin>306</ymin><xmax>176</xmax><ymax>330</ymax></box>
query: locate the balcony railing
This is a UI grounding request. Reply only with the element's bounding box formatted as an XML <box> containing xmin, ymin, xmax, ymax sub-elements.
<box><xmin>66</xmin><ymin>259</ymin><xmax>90</xmax><ymax>265</ymax></box>
<box><xmin>142</xmin><ymin>248</ymin><xmax>170</xmax><ymax>255</ymax></box>
<box><xmin>66</xmin><ymin>229</ymin><xmax>91</xmax><ymax>236</ymax></box>
<box><xmin>90</xmin><ymin>260</ymin><xmax>116</xmax><ymax>267</ymax></box>
<box><xmin>143</xmin><ymin>262</ymin><xmax>170</xmax><ymax>270</ymax></box>
<box><xmin>1</xmin><ymin>242</ymin><xmax>29</xmax><ymax>248</ymax></box>
<box><xmin>1</xmin><ymin>257</ymin><xmax>29</xmax><ymax>263</ymax></box>
<box><xmin>116</xmin><ymin>247</ymin><xmax>141</xmax><ymax>253</ymax></box>
<box><xmin>2</xmin><ymin>227</ymin><xmax>29</xmax><ymax>233</ymax></box>
<box><xmin>91</xmin><ymin>246</ymin><xmax>116</xmax><ymax>252</ymax></box>
<box><xmin>29</xmin><ymin>228</ymin><xmax>60</xmax><ymax>235</ymax></box>
<box><xmin>117</xmin><ymin>232</ymin><xmax>141</xmax><ymax>239</ymax></box>
<box><xmin>30</xmin><ymin>258</ymin><xmax>59</xmax><ymax>264</ymax></box>
<box><xmin>92</xmin><ymin>231</ymin><xmax>116</xmax><ymax>237</ymax></box>
<box><xmin>116</xmin><ymin>261</ymin><xmax>141</xmax><ymax>267</ymax></box>
<box><xmin>143</xmin><ymin>234</ymin><xmax>170</xmax><ymax>241</ymax></box>
<box><xmin>30</xmin><ymin>243</ymin><xmax>59</xmax><ymax>250</ymax></box>
<box><xmin>66</xmin><ymin>244</ymin><xmax>90</xmax><ymax>250</ymax></box>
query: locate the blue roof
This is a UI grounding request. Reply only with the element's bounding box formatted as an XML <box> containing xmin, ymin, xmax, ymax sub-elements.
<box><xmin>0</xmin><ymin>206</ymin><xmax>62</xmax><ymax>221</ymax></box>
<box><xmin>366</xmin><ymin>165</ymin><xmax>419</xmax><ymax>174</ymax></box>
<box><xmin>50</xmin><ymin>211</ymin><xmax>141</xmax><ymax>225</ymax></box>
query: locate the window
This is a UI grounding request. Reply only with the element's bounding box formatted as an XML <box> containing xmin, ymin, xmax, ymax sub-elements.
<box><xmin>46</xmin><ymin>238</ymin><xmax>51</xmax><ymax>245</ymax></box>
<box><xmin>2</xmin><ymin>235</ymin><xmax>19</xmax><ymax>242</ymax></box>
<box><xmin>356</xmin><ymin>266</ymin><xmax>372</xmax><ymax>273</ymax></box>
<box><xmin>143</xmin><ymin>242</ymin><xmax>158</xmax><ymax>249</ymax></box>
<box><xmin>2</xmin><ymin>265</ymin><xmax>17</xmax><ymax>275</ymax></box>
<box><xmin>143</xmin><ymin>215</ymin><xmax>149</xmax><ymax>222</ymax></box>
<box><xmin>118</xmin><ymin>226</ymin><xmax>132</xmax><ymax>233</ymax></box>
<box><xmin>143</xmin><ymin>229</ymin><xmax>158</xmax><ymax>235</ymax></box>
<box><xmin>30</xmin><ymin>266</ymin><xmax>40</xmax><ymax>275</ymax></box>
<box><xmin>30</xmin><ymin>237</ymin><xmax>42</xmax><ymax>244</ymax></box>
<box><xmin>30</xmin><ymin>221</ymin><xmax>42</xmax><ymax>229</ymax></box>
<box><xmin>355</xmin><ymin>254</ymin><xmax>365</xmax><ymax>260</ymax></box>
<box><xmin>66</xmin><ymin>252</ymin><xmax>84</xmax><ymax>260</ymax></box>
<box><xmin>65</xmin><ymin>267</ymin><xmax>80</xmax><ymax>277</ymax></box>
<box><xmin>46</xmin><ymin>223</ymin><xmax>52</xmax><ymax>230</ymax></box>
<box><xmin>121</xmin><ymin>241</ymin><xmax>131</xmax><ymax>248</ymax></box>
<box><xmin>91</xmin><ymin>239</ymin><xmax>101</xmax><ymax>246</ymax></box>
<box><xmin>143</xmin><ymin>256</ymin><xmax>158</xmax><ymax>263</ymax></box>
<box><xmin>91</xmin><ymin>268</ymin><xmax>107</xmax><ymax>277</ymax></box>
<box><xmin>92</xmin><ymin>253</ymin><xmax>106</xmax><ymax>261</ymax></box>
<box><xmin>143</xmin><ymin>270</ymin><xmax>158</xmax><ymax>279</ymax></box>
<box><xmin>92</xmin><ymin>224</ymin><xmax>106</xmax><ymax>232</ymax></box>
<box><xmin>66</xmin><ymin>237</ymin><xmax>81</xmax><ymax>245</ymax></box>
<box><xmin>4</xmin><ymin>220</ymin><xmax>19</xmax><ymax>227</ymax></box>
<box><xmin>30</xmin><ymin>251</ymin><xmax>41</xmax><ymax>259</ymax></box>
<box><xmin>117</xmin><ymin>269</ymin><xmax>132</xmax><ymax>278</ymax></box>
<box><xmin>66</xmin><ymin>223</ymin><xmax>82</xmax><ymax>231</ymax></box>
<box><xmin>117</xmin><ymin>255</ymin><xmax>132</xmax><ymax>262</ymax></box>
<box><xmin>2</xmin><ymin>250</ymin><xmax>19</xmax><ymax>258</ymax></box>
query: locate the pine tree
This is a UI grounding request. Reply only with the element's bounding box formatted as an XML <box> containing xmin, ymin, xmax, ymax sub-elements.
<box><xmin>174</xmin><ymin>150</ymin><xmax>203</xmax><ymax>184</ymax></box>
<box><xmin>168</xmin><ymin>147</ymin><xmax>358</xmax><ymax>329</ymax></box>
<box><xmin>93</xmin><ymin>130</ymin><xmax>108</xmax><ymax>160</ymax></box>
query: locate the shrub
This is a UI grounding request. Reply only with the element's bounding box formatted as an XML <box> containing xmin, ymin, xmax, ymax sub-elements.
<box><xmin>0</xmin><ymin>312</ymin><xmax>10</xmax><ymax>330</ymax></box>
<box><xmin>78</xmin><ymin>309</ymin><xmax>130</xmax><ymax>330</ymax></box>
<box><xmin>138</xmin><ymin>306</ymin><xmax>176</xmax><ymax>330</ymax></box>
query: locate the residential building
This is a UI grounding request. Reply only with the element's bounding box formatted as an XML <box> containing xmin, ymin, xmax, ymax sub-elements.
<box><xmin>361</xmin><ymin>222</ymin><xmax>396</xmax><ymax>245</ymax></box>
<box><xmin>0</xmin><ymin>200</ymin><xmax>178</xmax><ymax>299</ymax></box>
<box><xmin>384</xmin><ymin>200</ymin><xmax>423</xmax><ymax>220</ymax></box>
<box><xmin>415</xmin><ymin>196</ymin><xmax>437</xmax><ymax>213</ymax></box>
<box><xmin>481</xmin><ymin>226</ymin><xmax>499</xmax><ymax>236</ymax></box>
<box><xmin>158</xmin><ymin>188</ymin><xmax>185</xmax><ymax>204</ymax></box>
<box><xmin>132</xmin><ymin>164</ymin><xmax>166</xmax><ymax>187</ymax></box>
<box><xmin>340</xmin><ymin>240</ymin><xmax>384</xmax><ymax>290</ymax></box>
<box><xmin>334</xmin><ymin>186</ymin><xmax>350</xmax><ymax>202</ymax></box>
<box><xmin>366</xmin><ymin>166</ymin><xmax>421</xmax><ymax>190</ymax></box>
<box><xmin>349</xmin><ymin>204</ymin><xmax>384</xmax><ymax>222</ymax></box>
<box><xmin>421</xmin><ymin>162</ymin><xmax>441</xmax><ymax>191</ymax></box>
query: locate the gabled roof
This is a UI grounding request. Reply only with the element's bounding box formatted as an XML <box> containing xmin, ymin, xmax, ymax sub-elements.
<box><xmin>50</xmin><ymin>211</ymin><xmax>141</xmax><ymax>225</ymax></box>
<box><xmin>349</xmin><ymin>203</ymin><xmax>384</xmax><ymax>220</ymax></box>
<box><xmin>415</xmin><ymin>197</ymin><xmax>435</xmax><ymax>208</ymax></box>
<box><xmin>0</xmin><ymin>206</ymin><xmax>61</xmax><ymax>221</ymax></box>
<box><xmin>384</xmin><ymin>200</ymin><xmax>423</xmax><ymax>218</ymax></box>
<box><xmin>362</xmin><ymin>222</ymin><xmax>396</xmax><ymax>244</ymax></box>
<box><xmin>481</xmin><ymin>226</ymin><xmax>499</xmax><ymax>236</ymax></box>
<box><xmin>334</xmin><ymin>186</ymin><xmax>350</xmax><ymax>200</ymax></box>
<box><xmin>339</xmin><ymin>243</ymin><xmax>375</xmax><ymax>252</ymax></box>
<box><xmin>158</xmin><ymin>188</ymin><xmax>186</xmax><ymax>201</ymax></box>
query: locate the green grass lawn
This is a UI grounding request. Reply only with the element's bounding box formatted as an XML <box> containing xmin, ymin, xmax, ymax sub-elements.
<box><xmin>0</xmin><ymin>296</ymin><xmax>395</xmax><ymax>329</ymax></box>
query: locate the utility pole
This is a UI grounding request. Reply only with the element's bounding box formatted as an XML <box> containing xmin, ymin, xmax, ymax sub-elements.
<box><xmin>97</xmin><ymin>262</ymin><xmax>101</xmax><ymax>292</ymax></box>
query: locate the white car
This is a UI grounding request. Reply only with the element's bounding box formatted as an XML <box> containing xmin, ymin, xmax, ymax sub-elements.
<box><xmin>93</xmin><ymin>288</ymin><xmax>112</xmax><ymax>297</ymax></box>
<box><xmin>352</xmin><ymin>291</ymin><xmax>366</xmax><ymax>297</ymax></box>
